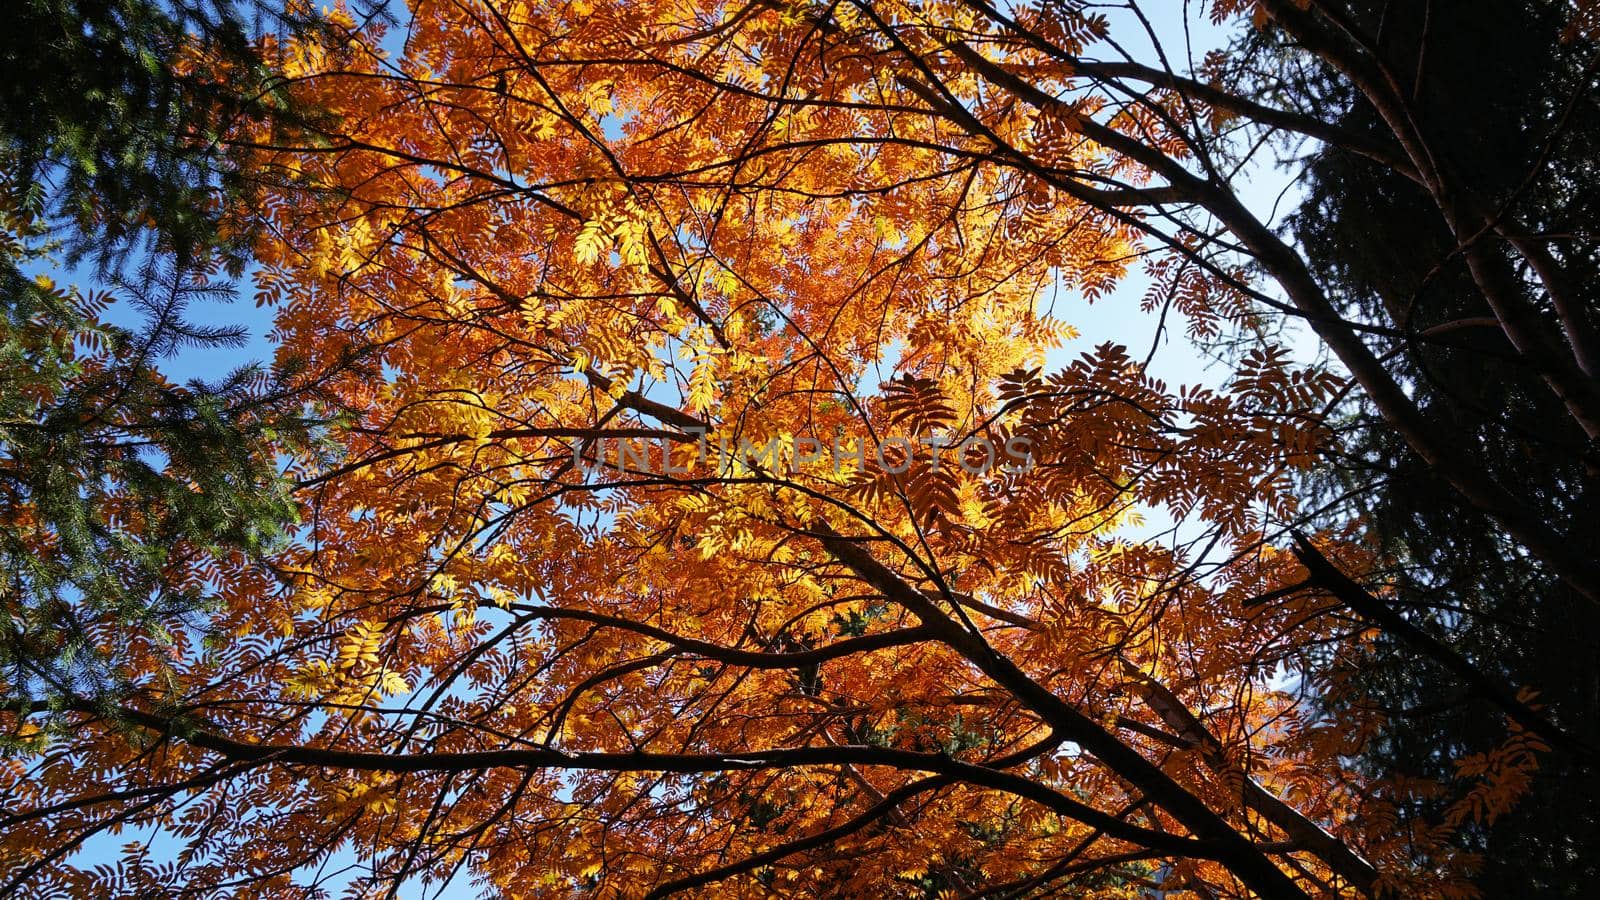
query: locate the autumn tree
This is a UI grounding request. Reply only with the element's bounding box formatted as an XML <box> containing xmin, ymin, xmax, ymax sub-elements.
<box><xmin>4</xmin><ymin>1</ymin><xmax>1595</xmax><ymax>897</ymax></box>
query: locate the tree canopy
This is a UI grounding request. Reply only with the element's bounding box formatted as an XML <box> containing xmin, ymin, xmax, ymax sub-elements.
<box><xmin>0</xmin><ymin>0</ymin><xmax>333</xmax><ymax>714</ymax></box>
<box><xmin>2</xmin><ymin>1</ymin><xmax>1597</xmax><ymax>897</ymax></box>
<box><xmin>1265</xmin><ymin>1</ymin><xmax>1600</xmax><ymax>893</ymax></box>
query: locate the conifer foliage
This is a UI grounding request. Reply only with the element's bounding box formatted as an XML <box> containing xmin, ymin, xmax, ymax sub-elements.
<box><xmin>1</xmin><ymin>1</ymin><xmax>333</xmax><ymax>709</ymax></box>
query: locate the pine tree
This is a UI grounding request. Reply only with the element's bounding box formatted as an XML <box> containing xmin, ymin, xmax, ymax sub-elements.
<box><xmin>1259</xmin><ymin>1</ymin><xmax>1600</xmax><ymax>891</ymax></box>
<box><xmin>0</xmin><ymin>1</ymin><xmax>345</xmax><ymax>708</ymax></box>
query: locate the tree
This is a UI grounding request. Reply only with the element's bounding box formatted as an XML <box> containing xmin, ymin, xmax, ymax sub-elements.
<box><xmin>1</xmin><ymin>0</ymin><xmax>320</xmax><ymax>266</ymax></box>
<box><xmin>1</xmin><ymin>1</ymin><xmax>339</xmax><ymax>709</ymax></box>
<box><xmin>3</xmin><ymin>1</ymin><xmax>1593</xmax><ymax>896</ymax></box>
<box><xmin>1254</xmin><ymin>0</ymin><xmax>1600</xmax><ymax>892</ymax></box>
